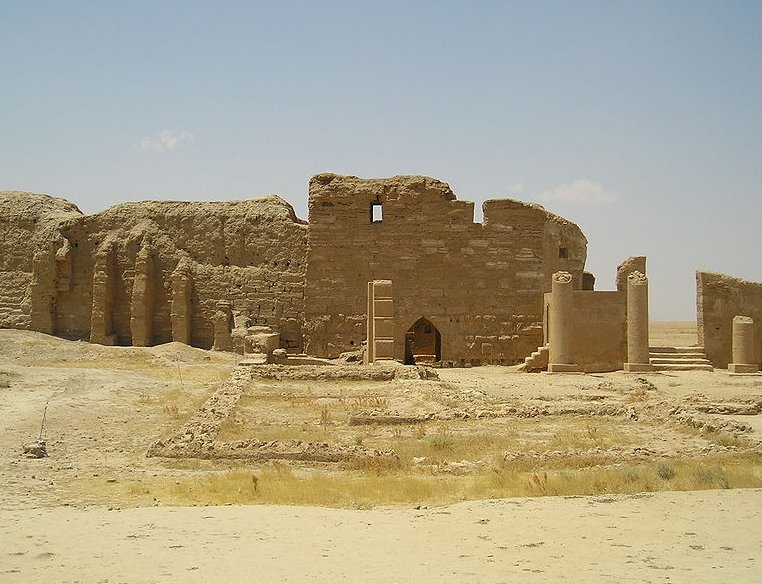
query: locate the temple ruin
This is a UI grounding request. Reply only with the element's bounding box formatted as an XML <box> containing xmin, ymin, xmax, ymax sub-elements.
<box><xmin>0</xmin><ymin>174</ymin><xmax>587</xmax><ymax>365</ymax></box>
<box><xmin>2</xmin><ymin>174</ymin><xmax>760</xmax><ymax>372</ymax></box>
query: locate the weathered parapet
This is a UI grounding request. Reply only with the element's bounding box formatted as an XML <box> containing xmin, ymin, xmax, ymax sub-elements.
<box><xmin>728</xmin><ymin>316</ymin><xmax>759</xmax><ymax>373</ymax></box>
<box><xmin>304</xmin><ymin>174</ymin><xmax>587</xmax><ymax>363</ymax></box>
<box><xmin>624</xmin><ymin>271</ymin><xmax>653</xmax><ymax>373</ymax></box>
<box><xmin>697</xmin><ymin>271</ymin><xmax>762</xmax><ymax>368</ymax></box>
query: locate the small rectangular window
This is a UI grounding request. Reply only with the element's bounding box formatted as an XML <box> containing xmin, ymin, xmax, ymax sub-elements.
<box><xmin>558</xmin><ymin>247</ymin><xmax>568</xmax><ymax>259</ymax></box>
<box><xmin>371</xmin><ymin>202</ymin><xmax>383</xmax><ymax>223</ymax></box>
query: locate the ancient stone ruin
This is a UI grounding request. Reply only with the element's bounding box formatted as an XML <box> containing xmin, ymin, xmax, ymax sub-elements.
<box><xmin>4</xmin><ymin>174</ymin><xmax>759</xmax><ymax>372</ymax></box>
<box><xmin>697</xmin><ymin>271</ymin><xmax>762</xmax><ymax>369</ymax></box>
<box><xmin>0</xmin><ymin>174</ymin><xmax>587</xmax><ymax>365</ymax></box>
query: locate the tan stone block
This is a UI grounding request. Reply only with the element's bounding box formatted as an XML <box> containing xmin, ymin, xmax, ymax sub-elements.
<box><xmin>373</xmin><ymin>318</ymin><xmax>394</xmax><ymax>339</ymax></box>
<box><xmin>373</xmin><ymin>299</ymin><xmax>394</xmax><ymax>318</ymax></box>
<box><xmin>728</xmin><ymin>363</ymin><xmax>759</xmax><ymax>373</ymax></box>
<box><xmin>623</xmin><ymin>362</ymin><xmax>654</xmax><ymax>373</ymax></box>
<box><xmin>372</xmin><ymin>280</ymin><xmax>393</xmax><ymax>298</ymax></box>
<box><xmin>547</xmin><ymin>363</ymin><xmax>582</xmax><ymax>373</ymax></box>
<box><xmin>373</xmin><ymin>339</ymin><xmax>395</xmax><ymax>359</ymax></box>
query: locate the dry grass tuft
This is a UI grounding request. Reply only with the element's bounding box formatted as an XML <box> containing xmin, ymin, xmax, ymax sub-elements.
<box><xmin>163</xmin><ymin>403</ymin><xmax>180</xmax><ymax>419</ymax></box>
<box><xmin>116</xmin><ymin>452</ymin><xmax>762</xmax><ymax>508</ymax></box>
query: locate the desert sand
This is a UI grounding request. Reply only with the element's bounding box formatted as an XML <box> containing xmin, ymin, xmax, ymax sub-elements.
<box><xmin>1</xmin><ymin>325</ymin><xmax>761</xmax><ymax>582</ymax></box>
<box><xmin>1</xmin><ymin>490</ymin><xmax>761</xmax><ymax>583</ymax></box>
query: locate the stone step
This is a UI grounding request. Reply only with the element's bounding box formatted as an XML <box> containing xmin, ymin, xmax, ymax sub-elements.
<box><xmin>650</xmin><ymin>357</ymin><xmax>713</xmax><ymax>366</ymax></box>
<box><xmin>523</xmin><ymin>344</ymin><xmax>549</xmax><ymax>371</ymax></box>
<box><xmin>652</xmin><ymin>363</ymin><xmax>714</xmax><ymax>372</ymax></box>
<box><xmin>649</xmin><ymin>352</ymin><xmax>709</xmax><ymax>359</ymax></box>
<box><xmin>648</xmin><ymin>345</ymin><xmax>713</xmax><ymax>371</ymax></box>
<box><xmin>649</xmin><ymin>346</ymin><xmax>706</xmax><ymax>354</ymax></box>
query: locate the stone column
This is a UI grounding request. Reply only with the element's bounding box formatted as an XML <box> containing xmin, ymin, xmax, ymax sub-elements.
<box><xmin>728</xmin><ymin>316</ymin><xmax>759</xmax><ymax>373</ymax></box>
<box><xmin>547</xmin><ymin>271</ymin><xmax>580</xmax><ymax>373</ymax></box>
<box><xmin>624</xmin><ymin>271</ymin><xmax>654</xmax><ymax>372</ymax></box>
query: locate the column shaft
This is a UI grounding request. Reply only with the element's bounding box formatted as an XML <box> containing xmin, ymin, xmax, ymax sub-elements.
<box><xmin>624</xmin><ymin>271</ymin><xmax>653</xmax><ymax>372</ymax></box>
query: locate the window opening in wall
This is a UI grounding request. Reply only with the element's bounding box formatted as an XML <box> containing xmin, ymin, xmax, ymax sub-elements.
<box><xmin>371</xmin><ymin>201</ymin><xmax>383</xmax><ymax>223</ymax></box>
<box><xmin>558</xmin><ymin>247</ymin><xmax>568</xmax><ymax>259</ymax></box>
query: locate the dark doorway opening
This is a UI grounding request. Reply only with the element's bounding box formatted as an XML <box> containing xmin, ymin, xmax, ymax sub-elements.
<box><xmin>404</xmin><ymin>317</ymin><xmax>441</xmax><ymax>365</ymax></box>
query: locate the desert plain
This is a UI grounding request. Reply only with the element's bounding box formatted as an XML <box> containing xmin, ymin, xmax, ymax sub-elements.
<box><xmin>1</xmin><ymin>323</ymin><xmax>761</xmax><ymax>583</ymax></box>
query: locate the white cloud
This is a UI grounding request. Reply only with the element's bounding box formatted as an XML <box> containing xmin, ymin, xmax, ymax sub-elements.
<box><xmin>137</xmin><ymin>129</ymin><xmax>195</xmax><ymax>152</ymax></box>
<box><xmin>538</xmin><ymin>179</ymin><xmax>618</xmax><ymax>205</ymax></box>
<box><xmin>507</xmin><ymin>181</ymin><xmax>525</xmax><ymax>196</ymax></box>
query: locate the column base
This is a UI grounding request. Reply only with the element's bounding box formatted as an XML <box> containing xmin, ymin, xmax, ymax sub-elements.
<box><xmin>728</xmin><ymin>363</ymin><xmax>760</xmax><ymax>374</ymax></box>
<box><xmin>547</xmin><ymin>363</ymin><xmax>582</xmax><ymax>373</ymax></box>
<box><xmin>624</xmin><ymin>363</ymin><xmax>654</xmax><ymax>373</ymax></box>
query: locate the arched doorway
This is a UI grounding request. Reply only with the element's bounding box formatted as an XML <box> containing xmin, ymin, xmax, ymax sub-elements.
<box><xmin>404</xmin><ymin>317</ymin><xmax>441</xmax><ymax>365</ymax></box>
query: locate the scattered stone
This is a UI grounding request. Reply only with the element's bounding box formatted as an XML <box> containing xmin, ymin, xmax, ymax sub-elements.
<box><xmin>22</xmin><ymin>440</ymin><xmax>47</xmax><ymax>459</ymax></box>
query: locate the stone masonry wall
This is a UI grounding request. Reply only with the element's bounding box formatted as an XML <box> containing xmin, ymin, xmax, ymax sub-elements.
<box><xmin>547</xmin><ymin>290</ymin><xmax>627</xmax><ymax>373</ymax></box>
<box><xmin>697</xmin><ymin>271</ymin><xmax>762</xmax><ymax>368</ymax></box>
<box><xmin>304</xmin><ymin>174</ymin><xmax>587</xmax><ymax>362</ymax></box>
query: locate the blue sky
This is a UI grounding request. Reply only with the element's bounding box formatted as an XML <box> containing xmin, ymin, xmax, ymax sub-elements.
<box><xmin>2</xmin><ymin>1</ymin><xmax>761</xmax><ymax>320</ymax></box>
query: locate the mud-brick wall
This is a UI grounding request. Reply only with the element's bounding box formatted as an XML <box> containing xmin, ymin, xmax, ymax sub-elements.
<box><xmin>1</xmin><ymin>191</ymin><xmax>308</xmax><ymax>350</ymax></box>
<box><xmin>697</xmin><ymin>271</ymin><xmax>762</xmax><ymax>368</ymax></box>
<box><xmin>0</xmin><ymin>192</ymin><xmax>83</xmax><ymax>330</ymax></box>
<box><xmin>70</xmin><ymin>197</ymin><xmax>308</xmax><ymax>349</ymax></box>
<box><xmin>304</xmin><ymin>174</ymin><xmax>587</xmax><ymax>362</ymax></box>
<box><xmin>0</xmin><ymin>271</ymin><xmax>32</xmax><ymax>328</ymax></box>
<box><xmin>191</xmin><ymin>263</ymin><xmax>305</xmax><ymax>350</ymax></box>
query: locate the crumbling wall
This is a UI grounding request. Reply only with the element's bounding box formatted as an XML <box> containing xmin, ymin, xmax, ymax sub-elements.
<box><xmin>0</xmin><ymin>192</ymin><xmax>83</xmax><ymax>331</ymax></box>
<box><xmin>0</xmin><ymin>192</ymin><xmax>307</xmax><ymax>351</ymax></box>
<box><xmin>304</xmin><ymin>174</ymin><xmax>587</xmax><ymax>362</ymax></box>
<box><xmin>697</xmin><ymin>271</ymin><xmax>762</xmax><ymax>368</ymax></box>
<box><xmin>616</xmin><ymin>256</ymin><xmax>646</xmax><ymax>292</ymax></box>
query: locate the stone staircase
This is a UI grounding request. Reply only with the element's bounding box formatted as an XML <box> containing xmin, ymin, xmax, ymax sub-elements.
<box><xmin>649</xmin><ymin>346</ymin><xmax>713</xmax><ymax>371</ymax></box>
<box><xmin>523</xmin><ymin>344</ymin><xmax>549</xmax><ymax>371</ymax></box>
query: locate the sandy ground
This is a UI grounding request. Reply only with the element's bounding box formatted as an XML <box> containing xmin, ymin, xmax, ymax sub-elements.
<box><xmin>2</xmin><ymin>325</ymin><xmax>762</xmax><ymax>582</ymax></box>
<box><xmin>1</xmin><ymin>491</ymin><xmax>760</xmax><ymax>583</ymax></box>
